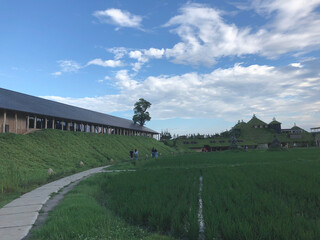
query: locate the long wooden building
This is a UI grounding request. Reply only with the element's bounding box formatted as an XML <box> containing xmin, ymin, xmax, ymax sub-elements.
<box><xmin>0</xmin><ymin>87</ymin><xmax>158</xmax><ymax>137</ymax></box>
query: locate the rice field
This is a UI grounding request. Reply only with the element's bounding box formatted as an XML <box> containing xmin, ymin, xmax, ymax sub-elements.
<box><xmin>30</xmin><ymin>148</ymin><xmax>320</xmax><ymax>239</ymax></box>
<box><xmin>103</xmin><ymin>148</ymin><xmax>320</xmax><ymax>239</ymax></box>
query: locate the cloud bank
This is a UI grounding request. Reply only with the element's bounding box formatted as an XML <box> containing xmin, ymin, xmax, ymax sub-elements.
<box><xmin>45</xmin><ymin>59</ymin><xmax>320</xmax><ymax>130</ymax></box>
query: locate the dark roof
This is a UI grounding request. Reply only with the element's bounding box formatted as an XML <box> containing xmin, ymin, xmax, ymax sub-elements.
<box><xmin>269</xmin><ymin>120</ymin><xmax>281</xmax><ymax>125</ymax></box>
<box><xmin>0</xmin><ymin>88</ymin><xmax>158</xmax><ymax>134</ymax></box>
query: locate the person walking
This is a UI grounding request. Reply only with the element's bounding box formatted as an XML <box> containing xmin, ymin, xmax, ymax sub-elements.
<box><xmin>152</xmin><ymin>147</ymin><xmax>155</xmax><ymax>158</ymax></box>
<box><xmin>129</xmin><ymin>149</ymin><xmax>134</xmax><ymax>160</ymax></box>
<box><xmin>134</xmin><ymin>149</ymin><xmax>138</xmax><ymax>161</ymax></box>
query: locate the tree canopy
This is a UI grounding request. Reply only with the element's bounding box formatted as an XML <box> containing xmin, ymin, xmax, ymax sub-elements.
<box><xmin>132</xmin><ymin>98</ymin><xmax>151</xmax><ymax>126</ymax></box>
<box><xmin>160</xmin><ymin>130</ymin><xmax>172</xmax><ymax>141</ymax></box>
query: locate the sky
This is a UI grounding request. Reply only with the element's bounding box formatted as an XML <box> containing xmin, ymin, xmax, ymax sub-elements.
<box><xmin>1</xmin><ymin>0</ymin><xmax>319</xmax><ymax>135</ymax></box>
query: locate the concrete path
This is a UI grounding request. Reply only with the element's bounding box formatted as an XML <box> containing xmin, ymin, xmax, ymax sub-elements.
<box><xmin>0</xmin><ymin>166</ymin><xmax>109</xmax><ymax>240</ymax></box>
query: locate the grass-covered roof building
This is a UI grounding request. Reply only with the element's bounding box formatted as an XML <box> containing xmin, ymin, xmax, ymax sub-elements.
<box><xmin>165</xmin><ymin>114</ymin><xmax>314</xmax><ymax>151</ymax></box>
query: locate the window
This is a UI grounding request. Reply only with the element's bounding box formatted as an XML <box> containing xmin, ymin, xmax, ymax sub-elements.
<box><xmin>55</xmin><ymin>120</ymin><xmax>61</xmax><ymax>130</ymax></box>
<box><xmin>69</xmin><ymin>122</ymin><xmax>74</xmax><ymax>131</ymax></box>
<box><xmin>29</xmin><ymin>117</ymin><xmax>35</xmax><ymax>128</ymax></box>
<box><xmin>47</xmin><ymin>119</ymin><xmax>53</xmax><ymax>129</ymax></box>
<box><xmin>36</xmin><ymin>118</ymin><xmax>44</xmax><ymax>129</ymax></box>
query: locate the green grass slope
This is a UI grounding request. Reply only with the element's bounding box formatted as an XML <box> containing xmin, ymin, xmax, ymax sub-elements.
<box><xmin>0</xmin><ymin>129</ymin><xmax>174</xmax><ymax>206</ymax></box>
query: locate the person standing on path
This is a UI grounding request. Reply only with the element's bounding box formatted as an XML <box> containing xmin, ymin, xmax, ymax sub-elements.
<box><xmin>134</xmin><ymin>149</ymin><xmax>138</xmax><ymax>161</ymax></box>
<box><xmin>151</xmin><ymin>147</ymin><xmax>155</xmax><ymax>158</ymax></box>
<box><xmin>130</xmin><ymin>149</ymin><xmax>134</xmax><ymax>160</ymax></box>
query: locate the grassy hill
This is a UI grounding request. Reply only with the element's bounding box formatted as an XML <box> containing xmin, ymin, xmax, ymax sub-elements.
<box><xmin>0</xmin><ymin>129</ymin><xmax>175</xmax><ymax>206</ymax></box>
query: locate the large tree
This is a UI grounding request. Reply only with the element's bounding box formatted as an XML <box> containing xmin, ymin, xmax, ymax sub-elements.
<box><xmin>132</xmin><ymin>98</ymin><xmax>151</xmax><ymax>126</ymax></box>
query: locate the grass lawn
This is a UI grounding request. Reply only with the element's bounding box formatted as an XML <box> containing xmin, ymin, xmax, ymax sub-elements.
<box><xmin>0</xmin><ymin>129</ymin><xmax>175</xmax><ymax>207</ymax></box>
<box><xmin>29</xmin><ymin>148</ymin><xmax>320</xmax><ymax>239</ymax></box>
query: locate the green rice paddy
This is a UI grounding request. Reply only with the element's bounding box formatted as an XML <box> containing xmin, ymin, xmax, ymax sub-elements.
<box><xmin>30</xmin><ymin>148</ymin><xmax>320</xmax><ymax>239</ymax></box>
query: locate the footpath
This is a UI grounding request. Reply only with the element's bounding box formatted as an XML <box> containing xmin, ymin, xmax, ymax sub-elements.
<box><xmin>0</xmin><ymin>166</ymin><xmax>109</xmax><ymax>240</ymax></box>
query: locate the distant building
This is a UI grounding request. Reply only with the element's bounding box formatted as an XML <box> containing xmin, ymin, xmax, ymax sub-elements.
<box><xmin>0</xmin><ymin>88</ymin><xmax>158</xmax><ymax>137</ymax></box>
<box><xmin>268</xmin><ymin>117</ymin><xmax>281</xmax><ymax>134</ymax></box>
<box><xmin>310</xmin><ymin>127</ymin><xmax>320</xmax><ymax>133</ymax></box>
<box><xmin>281</xmin><ymin>123</ymin><xmax>306</xmax><ymax>139</ymax></box>
<box><xmin>311</xmin><ymin>127</ymin><xmax>320</xmax><ymax>147</ymax></box>
<box><xmin>247</xmin><ymin>114</ymin><xmax>268</xmax><ymax>128</ymax></box>
<box><xmin>281</xmin><ymin>123</ymin><xmax>306</xmax><ymax>134</ymax></box>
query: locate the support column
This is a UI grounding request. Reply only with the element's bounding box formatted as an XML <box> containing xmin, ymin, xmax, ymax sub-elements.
<box><xmin>27</xmin><ymin>116</ymin><xmax>30</xmax><ymax>131</ymax></box>
<box><xmin>15</xmin><ymin>112</ymin><xmax>18</xmax><ymax>133</ymax></box>
<box><xmin>92</xmin><ymin>124</ymin><xmax>94</xmax><ymax>133</ymax></box>
<box><xmin>74</xmin><ymin>122</ymin><xmax>76</xmax><ymax>132</ymax></box>
<box><xmin>67</xmin><ymin>122</ymin><xmax>70</xmax><ymax>131</ymax></box>
<box><xmin>52</xmin><ymin>119</ymin><xmax>55</xmax><ymax>129</ymax></box>
<box><xmin>3</xmin><ymin>111</ymin><xmax>6</xmax><ymax>133</ymax></box>
<box><xmin>45</xmin><ymin>117</ymin><xmax>48</xmax><ymax>129</ymax></box>
<box><xmin>61</xmin><ymin>121</ymin><xmax>64</xmax><ymax>131</ymax></box>
<box><xmin>34</xmin><ymin>116</ymin><xmax>37</xmax><ymax>129</ymax></box>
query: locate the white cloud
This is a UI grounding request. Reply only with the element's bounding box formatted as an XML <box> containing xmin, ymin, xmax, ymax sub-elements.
<box><xmin>58</xmin><ymin>60</ymin><xmax>81</xmax><ymax>72</ymax></box>
<box><xmin>144</xmin><ymin>48</ymin><xmax>165</xmax><ymax>59</ymax></box>
<box><xmin>52</xmin><ymin>71</ymin><xmax>62</xmax><ymax>76</ymax></box>
<box><xmin>87</xmin><ymin>58</ymin><xmax>123</xmax><ymax>67</ymax></box>
<box><xmin>108</xmin><ymin>47</ymin><xmax>128</xmax><ymax>60</ymax></box>
<box><xmin>164</xmin><ymin>3</ymin><xmax>260</xmax><ymax>66</ymax></box>
<box><xmin>129</xmin><ymin>50</ymin><xmax>144</xmax><ymax>60</ymax></box>
<box><xmin>93</xmin><ymin>8</ymin><xmax>142</xmax><ymax>29</ymax></box>
<box><xmin>52</xmin><ymin>60</ymin><xmax>81</xmax><ymax>76</ymax></box>
<box><xmin>129</xmin><ymin>48</ymin><xmax>165</xmax><ymax>72</ymax></box>
<box><xmin>44</xmin><ymin>60</ymin><xmax>320</xmax><ymax>130</ymax></box>
<box><xmin>114</xmin><ymin>69</ymin><xmax>140</xmax><ymax>89</ymax></box>
<box><xmin>163</xmin><ymin>1</ymin><xmax>320</xmax><ymax>66</ymax></box>
<box><xmin>290</xmin><ymin>63</ymin><xmax>303</xmax><ymax>68</ymax></box>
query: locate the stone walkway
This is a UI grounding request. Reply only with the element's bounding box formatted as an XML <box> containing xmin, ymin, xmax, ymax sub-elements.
<box><xmin>0</xmin><ymin>166</ymin><xmax>109</xmax><ymax>240</ymax></box>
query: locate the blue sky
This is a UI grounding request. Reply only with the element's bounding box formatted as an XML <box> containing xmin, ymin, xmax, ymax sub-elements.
<box><xmin>1</xmin><ymin>0</ymin><xmax>320</xmax><ymax>135</ymax></box>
